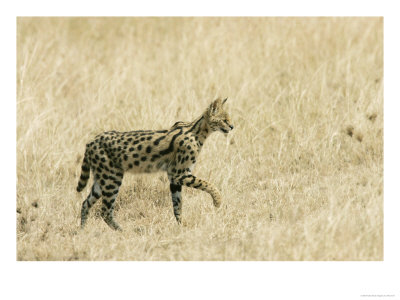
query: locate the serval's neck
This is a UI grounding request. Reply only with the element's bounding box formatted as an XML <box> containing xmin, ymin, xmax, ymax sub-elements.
<box><xmin>184</xmin><ymin>113</ymin><xmax>211</xmax><ymax>147</ymax></box>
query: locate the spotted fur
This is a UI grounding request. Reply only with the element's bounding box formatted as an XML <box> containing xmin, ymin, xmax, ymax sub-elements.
<box><xmin>77</xmin><ymin>98</ymin><xmax>234</xmax><ymax>230</ymax></box>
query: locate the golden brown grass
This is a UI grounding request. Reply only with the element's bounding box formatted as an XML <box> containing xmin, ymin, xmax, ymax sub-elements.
<box><xmin>16</xmin><ymin>17</ymin><xmax>383</xmax><ymax>260</ymax></box>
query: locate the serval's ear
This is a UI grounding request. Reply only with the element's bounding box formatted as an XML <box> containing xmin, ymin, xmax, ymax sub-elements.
<box><xmin>208</xmin><ymin>98</ymin><xmax>222</xmax><ymax>115</ymax></box>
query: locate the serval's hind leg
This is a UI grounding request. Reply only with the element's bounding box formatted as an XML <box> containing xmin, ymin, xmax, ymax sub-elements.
<box><xmin>81</xmin><ymin>180</ymin><xmax>101</xmax><ymax>229</ymax></box>
<box><xmin>99</xmin><ymin>173</ymin><xmax>124</xmax><ymax>231</ymax></box>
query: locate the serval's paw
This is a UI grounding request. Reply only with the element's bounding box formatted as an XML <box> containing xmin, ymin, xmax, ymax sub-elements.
<box><xmin>213</xmin><ymin>197</ymin><xmax>222</xmax><ymax>208</ymax></box>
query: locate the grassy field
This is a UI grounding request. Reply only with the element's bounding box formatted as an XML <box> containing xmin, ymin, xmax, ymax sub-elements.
<box><xmin>16</xmin><ymin>17</ymin><xmax>383</xmax><ymax>260</ymax></box>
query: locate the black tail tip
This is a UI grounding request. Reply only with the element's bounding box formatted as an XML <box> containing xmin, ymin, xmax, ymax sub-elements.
<box><xmin>77</xmin><ymin>181</ymin><xmax>86</xmax><ymax>192</ymax></box>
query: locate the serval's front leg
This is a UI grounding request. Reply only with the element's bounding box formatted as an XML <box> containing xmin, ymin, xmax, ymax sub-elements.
<box><xmin>172</xmin><ymin>174</ymin><xmax>222</xmax><ymax>208</ymax></box>
<box><xmin>169</xmin><ymin>182</ymin><xmax>182</xmax><ymax>223</ymax></box>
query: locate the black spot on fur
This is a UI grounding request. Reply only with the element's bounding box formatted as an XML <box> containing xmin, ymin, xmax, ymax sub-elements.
<box><xmin>151</xmin><ymin>155</ymin><xmax>160</xmax><ymax>162</ymax></box>
<box><xmin>154</xmin><ymin>135</ymin><xmax>166</xmax><ymax>145</ymax></box>
<box><xmin>170</xmin><ymin>184</ymin><xmax>182</xmax><ymax>193</ymax></box>
<box><xmin>159</xmin><ymin>129</ymin><xmax>182</xmax><ymax>156</ymax></box>
<box><xmin>102</xmin><ymin>199</ymin><xmax>113</xmax><ymax>208</ymax></box>
<box><xmin>77</xmin><ymin>182</ymin><xmax>85</xmax><ymax>192</ymax></box>
<box><xmin>105</xmin><ymin>184</ymin><xmax>115</xmax><ymax>190</ymax></box>
<box><xmin>188</xmin><ymin>116</ymin><xmax>204</xmax><ymax>133</ymax></box>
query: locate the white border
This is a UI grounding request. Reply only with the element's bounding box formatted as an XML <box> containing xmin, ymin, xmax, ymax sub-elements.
<box><xmin>12</xmin><ymin>0</ymin><xmax>385</xmax><ymax>17</ymax></box>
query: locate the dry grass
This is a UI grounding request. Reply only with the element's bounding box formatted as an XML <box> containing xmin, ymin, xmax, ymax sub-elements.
<box><xmin>16</xmin><ymin>17</ymin><xmax>383</xmax><ymax>260</ymax></box>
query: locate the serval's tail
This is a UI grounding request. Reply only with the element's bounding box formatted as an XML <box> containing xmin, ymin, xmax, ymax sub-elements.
<box><xmin>77</xmin><ymin>149</ymin><xmax>90</xmax><ymax>192</ymax></box>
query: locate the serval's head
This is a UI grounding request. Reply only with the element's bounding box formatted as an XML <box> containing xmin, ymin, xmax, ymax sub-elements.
<box><xmin>206</xmin><ymin>98</ymin><xmax>234</xmax><ymax>136</ymax></box>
